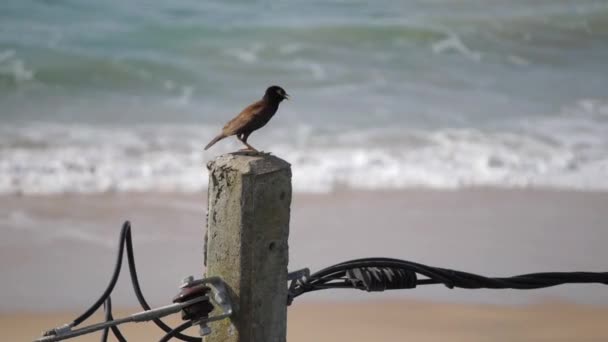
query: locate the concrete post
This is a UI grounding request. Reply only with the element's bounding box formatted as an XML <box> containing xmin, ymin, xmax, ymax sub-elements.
<box><xmin>204</xmin><ymin>153</ymin><xmax>291</xmax><ymax>342</ymax></box>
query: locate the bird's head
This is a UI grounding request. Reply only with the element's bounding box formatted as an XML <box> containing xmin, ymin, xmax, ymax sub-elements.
<box><xmin>265</xmin><ymin>85</ymin><xmax>290</xmax><ymax>102</ymax></box>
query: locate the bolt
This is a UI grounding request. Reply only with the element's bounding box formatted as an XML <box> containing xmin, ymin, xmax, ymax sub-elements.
<box><xmin>214</xmin><ymin>291</ymin><xmax>226</xmax><ymax>304</ymax></box>
<box><xmin>181</xmin><ymin>275</ymin><xmax>194</xmax><ymax>288</ymax></box>
<box><xmin>199</xmin><ymin>324</ymin><xmax>212</xmax><ymax>336</ymax></box>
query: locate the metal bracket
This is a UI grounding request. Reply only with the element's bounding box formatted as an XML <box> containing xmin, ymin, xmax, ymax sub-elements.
<box><xmin>287</xmin><ymin>268</ymin><xmax>310</xmax><ymax>305</ymax></box>
<box><xmin>178</xmin><ymin>276</ymin><xmax>234</xmax><ymax>336</ymax></box>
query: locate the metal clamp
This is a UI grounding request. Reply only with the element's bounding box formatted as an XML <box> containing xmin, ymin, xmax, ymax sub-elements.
<box><xmin>287</xmin><ymin>268</ymin><xmax>310</xmax><ymax>305</ymax></box>
<box><xmin>174</xmin><ymin>276</ymin><xmax>234</xmax><ymax>336</ymax></box>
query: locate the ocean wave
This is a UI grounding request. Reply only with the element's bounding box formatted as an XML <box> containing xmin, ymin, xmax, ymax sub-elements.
<box><xmin>432</xmin><ymin>34</ymin><xmax>482</xmax><ymax>61</ymax></box>
<box><xmin>0</xmin><ymin>49</ymin><xmax>35</xmax><ymax>84</ymax></box>
<box><xmin>1</xmin><ymin>114</ymin><xmax>606</xmax><ymax>195</ymax></box>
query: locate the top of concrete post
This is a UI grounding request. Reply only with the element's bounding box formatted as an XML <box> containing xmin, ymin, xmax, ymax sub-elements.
<box><xmin>207</xmin><ymin>152</ymin><xmax>291</xmax><ymax>176</ymax></box>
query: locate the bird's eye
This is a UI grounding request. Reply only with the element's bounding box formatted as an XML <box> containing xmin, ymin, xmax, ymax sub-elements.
<box><xmin>276</xmin><ymin>89</ymin><xmax>283</xmax><ymax>95</ymax></box>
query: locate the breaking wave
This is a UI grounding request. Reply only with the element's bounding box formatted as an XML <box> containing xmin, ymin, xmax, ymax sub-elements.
<box><xmin>1</xmin><ymin>99</ymin><xmax>607</xmax><ymax>195</ymax></box>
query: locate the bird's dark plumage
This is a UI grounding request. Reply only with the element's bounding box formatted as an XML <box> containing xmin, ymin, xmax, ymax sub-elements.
<box><xmin>204</xmin><ymin>85</ymin><xmax>289</xmax><ymax>151</ymax></box>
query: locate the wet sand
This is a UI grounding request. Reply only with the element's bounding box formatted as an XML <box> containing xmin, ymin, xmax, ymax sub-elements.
<box><xmin>1</xmin><ymin>189</ymin><xmax>607</xmax><ymax>340</ymax></box>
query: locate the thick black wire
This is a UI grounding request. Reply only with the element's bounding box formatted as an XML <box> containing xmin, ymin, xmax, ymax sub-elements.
<box><xmin>312</xmin><ymin>258</ymin><xmax>608</xmax><ymax>289</ymax></box>
<box><xmin>102</xmin><ymin>297</ymin><xmax>127</xmax><ymax>342</ymax></box>
<box><xmin>72</xmin><ymin>222</ymin><xmax>128</xmax><ymax>326</ymax></box>
<box><xmin>101</xmin><ymin>298</ymin><xmax>110</xmax><ymax>342</ymax></box>
<box><xmin>158</xmin><ymin>322</ymin><xmax>194</xmax><ymax>342</ymax></box>
<box><xmin>124</xmin><ymin>225</ymin><xmax>201</xmax><ymax>342</ymax></box>
<box><xmin>290</xmin><ymin>257</ymin><xmax>608</xmax><ymax>301</ymax></box>
<box><xmin>68</xmin><ymin>221</ymin><xmax>199</xmax><ymax>342</ymax></box>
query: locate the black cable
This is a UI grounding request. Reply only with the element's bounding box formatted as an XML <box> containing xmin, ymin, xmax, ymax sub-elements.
<box><xmin>101</xmin><ymin>298</ymin><xmax>110</xmax><ymax>342</ymax></box>
<box><xmin>158</xmin><ymin>321</ymin><xmax>193</xmax><ymax>342</ymax></box>
<box><xmin>124</xmin><ymin>225</ymin><xmax>201</xmax><ymax>342</ymax></box>
<box><xmin>102</xmin><ymin>296</ymin><xmax>127</xmax><ymax>342</ymax></box>
<box><xmin>65</xmin><ymin>221</ymin><xmax>199</xmax><ymax>341</ymax></box>
<box><xmin>72</xmin><ymin>222</ymin><xmax>129</xmax><ymax>326</ymax></box>
<box><xmin>289</xmin><ymin>257</ymin><xmax>608</xmax><ymax>302</ymax></box>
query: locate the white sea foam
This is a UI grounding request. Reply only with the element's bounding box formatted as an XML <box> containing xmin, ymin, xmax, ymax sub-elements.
<box><xmin>0</xmin><ymin>49</ymin><xmax>35</xmax><ymax>82</ymax></box>
<box><xmin>279</xmin><ymin>43</ymin><xmax>304</xmax><ymax>55</ymax></box>
<box><xmin>225</xmin><ymin>43</ymin><xmax>264</xmax><ymax>64</ymax></box>
<box><xmin>1</xmin><ymin>101</ymin><xmax>607</xmax><ymax>195</ymax></box>
<box><xmin>432</xmin><ymin>34</ymin><xmax>482</xmax><ymax>62</ymax></box>
<box><xmin>291</xmin><ymin>59</ymin><xmax>327</xmax><ymax>80</ymax></box>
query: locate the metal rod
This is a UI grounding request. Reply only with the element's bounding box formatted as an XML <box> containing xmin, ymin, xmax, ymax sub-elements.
<box><xmin>34</xmin><ymin>296</ymin><xmax>208</xmax><ymax>342</ymax></box>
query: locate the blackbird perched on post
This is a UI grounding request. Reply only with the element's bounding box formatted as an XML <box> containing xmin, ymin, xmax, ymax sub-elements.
<box><xmin>204</xmin><ymin>85</ymin><xmax>289</xmax><ymax>152</ymax></box>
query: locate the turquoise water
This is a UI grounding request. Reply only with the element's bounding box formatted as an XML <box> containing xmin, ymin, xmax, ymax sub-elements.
<box><xmin>1</xmin><ymin>1</ymin><xmax>608</xmax><ymax>193</ymax></box>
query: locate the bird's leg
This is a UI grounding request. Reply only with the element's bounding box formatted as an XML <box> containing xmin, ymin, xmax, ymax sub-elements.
<box><xmin>237</xmin><ymin>133</ymin><xmax>258</xmax><ymax>152</ymax></box>
<box><xmin>242</xmin><ymin>132</ymin><xmax>270</xmax><ymax>154</ymax></box>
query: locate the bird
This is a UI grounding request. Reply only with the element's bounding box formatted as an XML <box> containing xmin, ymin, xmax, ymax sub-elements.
<box><xmin>204</xmin><ymin>85</ymin><xmax>290</xmax><ymax>152</ymax></box>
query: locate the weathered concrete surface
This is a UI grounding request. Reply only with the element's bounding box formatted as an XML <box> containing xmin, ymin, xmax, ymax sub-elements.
<box><xmin>205</xmin><ymin>153</ymin><xmax>291</xmax><ymax>342</ymax></box>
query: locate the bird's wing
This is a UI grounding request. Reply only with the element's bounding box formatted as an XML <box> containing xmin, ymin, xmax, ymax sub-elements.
<box><xmin>222</xmin><ymin>100</ymin><xmax>265</xmax><ymax>135</ymax></box>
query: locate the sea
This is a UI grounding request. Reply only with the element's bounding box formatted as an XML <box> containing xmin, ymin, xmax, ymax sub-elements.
<box><xmin>1</xmin><ymin>0</ymin><xmax>608</xmax><ymax>195</ymax></box>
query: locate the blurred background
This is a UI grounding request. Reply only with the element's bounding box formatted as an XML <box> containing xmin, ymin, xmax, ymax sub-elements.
<box><xmin>1</xmin><ymin>1</ymin><xmax>608</xmax><ymax>341</ymax></box>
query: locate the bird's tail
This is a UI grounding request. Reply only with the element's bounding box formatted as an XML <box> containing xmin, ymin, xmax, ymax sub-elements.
<box><xmin>204</xmin><ymin>134</ymin><xmax>226</xmax><ymax>150</ymax></box>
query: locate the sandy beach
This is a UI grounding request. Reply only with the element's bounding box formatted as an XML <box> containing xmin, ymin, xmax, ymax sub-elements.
<box><xmin>2</xmin><ymin>189</ymin><xmax>608</xmax><ymax>340</ymax></box>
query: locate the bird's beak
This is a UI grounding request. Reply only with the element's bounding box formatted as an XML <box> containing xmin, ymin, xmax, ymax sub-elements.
<box><xmin>283</xmin><ymin>93</ymin><xmax>290</xmax><ymax>100</ymax></box>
